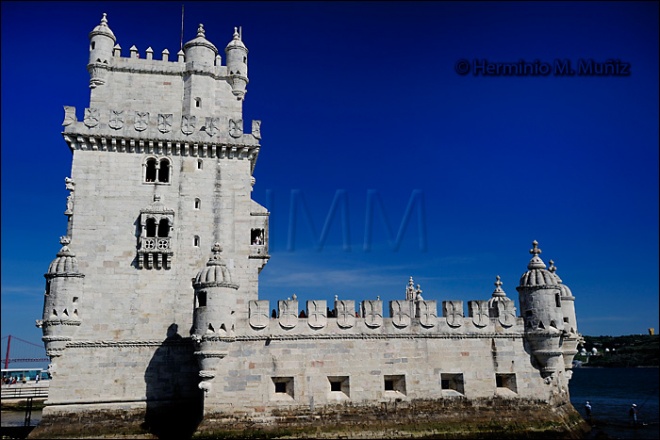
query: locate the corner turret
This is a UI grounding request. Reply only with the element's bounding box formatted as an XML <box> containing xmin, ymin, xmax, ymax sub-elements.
<box><xmin>191</xmin><ymin>243</ymin><xmax>239</xmax><ymax>392</ymax></box>
<box><xmin>516</xmin><ymin>241</ymin><xmax>564</xmax><ymax>377</ymax></box>
<box><xmin>225</xmin><ymin>27</ymin><xmax>249</xmax><ymax>99</ymax></box>
<box><xmin>40</xmin><ymin>236</ymin><xmax>85</xmax><ymax>365</ymax></box>
<box><xmin>549</xmin><ymin>260</ymin><xmax>580</xmax><ymax>370</ymax></box>
<box><xmin>183</xmin><ymin>23</ymin><xmax>218</xmax><ymax>68</ymax></box>
<box><xmin>88</xmin><ymin>13</ymin><xmax>116</xmax><ymax>88</ymax></box>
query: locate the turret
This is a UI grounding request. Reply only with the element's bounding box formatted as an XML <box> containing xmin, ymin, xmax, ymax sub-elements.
<box><xmin>191</xmin><ymin>243</ymin><xmax>239</xmax><ymax>392</ymax></box>
<box><xmin>183</xmin><ymin>23</ymin><xmax>218</xmax><ymax>68</ymax></box>
<box><xmin>87</xmin><ymin>13</ymin><xmax>116</xmax><ymax>88</ymax></box>
<box><xmin>225</xmin><ymin>27</ymin><xmax>249</xmax><ymax>99</ymax></box>
<box><xmin>40</xmin><ymin>237</ymin><xmax>85</xmax><ymax>364</ymax></box>
<box><xmin>516</xmin><ymin>241</ymin><xmax>565</xmax><ymax>377</ymax></box>
<box><xmin>549</xmin><ymin>260</ymin><xmax>580</xmax><ymax>370</ymax></box>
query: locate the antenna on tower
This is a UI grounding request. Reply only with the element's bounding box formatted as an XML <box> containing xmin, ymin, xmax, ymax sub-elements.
<box><xmin>180</xmin><ymin>4</ymin><xmax>185</xmax><ymax>51</ymax></box>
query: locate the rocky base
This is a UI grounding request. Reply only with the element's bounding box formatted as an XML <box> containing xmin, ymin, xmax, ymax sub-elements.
<box><xmin>28</xmin><ymin>398</ymin><xmax>590</xmax><ymax>439</ymax></box>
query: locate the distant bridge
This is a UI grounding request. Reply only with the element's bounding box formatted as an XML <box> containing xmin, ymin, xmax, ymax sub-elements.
<box><xmin>1</xmin><ymin>335</ymin><xmax>49</xmax><ymax>369</ymax></box>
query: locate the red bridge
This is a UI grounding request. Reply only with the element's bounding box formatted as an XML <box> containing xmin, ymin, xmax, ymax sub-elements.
<box><xmin>1</xmin><ymin>335</ymin><xmax>49</xmax><ymax>369</ymax></box>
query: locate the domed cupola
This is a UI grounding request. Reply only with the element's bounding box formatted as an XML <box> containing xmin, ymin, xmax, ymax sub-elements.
<box><xmin>88</xmin><ymin>13</ymin><xmax>116</xmax><ymax>88</ymax></box>
<box><xmin>518</xmin><ymin>241</ymin><xmax>559</xmax><ymax>287</ymax></box>
<box><xmin>47</xmin><ymin>236</ymin><xmax>80</xmax><ymax>274</ymax></box>
<box><xmin>89</xmin><ymin>12</ymin><xmax>116</xmax><ymax>42</ymax></box>
<box><xmin>488</xmin><ymin>276</ymin><xmax>517</xmax><ymax>327</ymax></box>
<box><xmin>183</xmin><ymin>23</ymin><xmax>218</xmax><ymax>67</ymax></box>
<box><xmin>193</xmin><ymin>243</ymin><xmax>239</xmax><ymax>289</ymax></box>
<box><xmin>41</xmin><ymin>236</ymin><xmax>85</xmax><ymax>362</ymax></box>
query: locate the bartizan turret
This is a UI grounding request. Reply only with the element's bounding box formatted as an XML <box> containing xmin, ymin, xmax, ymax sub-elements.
<box><xmin>225</xmin><ymin>27</ymin><xmax>248</xmax><ymax>99</ymax></box>
<box><xmin>191</xmin><ymin>243</ymin><xmax>239</xmax><ymax>392</ymax></box>
<box><xmin>40</xmin><ymin>236</ymin><xmax>85</xmax><ymax>366</ymax></box>
<box><xmin>549</xmin><ymin>260</ymin><xmax>580</xmax><ymax>370</ymax></box>
<box><xmin>516</xmin><ymin>241</ymin><xmax>564</xmax><ymax>377</ymax></box>
<box><xmin>87</xmin><ymin>13</ymin><xmax>116</xmax><ymax>88</ymax></box>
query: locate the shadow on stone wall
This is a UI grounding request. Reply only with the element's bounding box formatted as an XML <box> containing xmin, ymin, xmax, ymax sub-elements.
<box><xmin>143</xmin><ymin>323</ymin><xmax>203</xmax><ymax>439</ymax></box>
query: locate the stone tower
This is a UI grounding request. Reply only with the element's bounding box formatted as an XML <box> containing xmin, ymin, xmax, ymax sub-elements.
<box><xmin>35</xmin><ymin>13</ymin><xmax>586</xmax><ymax>439</ymax></box>
<box><xmin>38</xmin><ymin>13</ymin><xmax>268</xmax><ymax>434</ymax></box>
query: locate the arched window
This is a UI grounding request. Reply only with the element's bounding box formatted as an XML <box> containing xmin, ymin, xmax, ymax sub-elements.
<box><xmin>144</xmin><ymin>157</ymin><xmax>172</xmax><ymax>184</ymax></box>
<box><xmin>194</xmin><ymin>198</ymin><xmax>201</xmax><ymax>209</ymax></box>
<box><xmin>193</xmin><ymin>235</ymin><xmax>200</xmax><ymax>247</ymax></box>
<box><xmin>158</xmin><ymin>159</ymin><xmax>170</xmax><ymax>183</ymax></box>
<box><xmin>145</xmin><ymin>218</ymin><xmax>157</xmax><ymax>237</ymax></box>
<box><xmin>157</xmin><ymin>218</ymin><xmax>169</xmax><ymax>237</ymax></box>
<box><xmin>195</xmin><ymin>97</ymin><xmax>201</xmax><ymax>108</ymax></box>
<box><xmin>197</xmin><ymin>159</ymin><xmax>203</xmax><ymax>170</ymax></box>
<box><xmin>145</xmin><ymin>158</ymin><xmax>157</xmax><ymax>182</ymax></box>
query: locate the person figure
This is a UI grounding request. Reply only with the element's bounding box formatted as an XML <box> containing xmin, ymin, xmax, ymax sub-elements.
<box><xmin>584</xmin><ymin>401</ymin><xmax>592</xmax><ymax>419</ymax></box>
<box><xmin>35</xmin><ymin>374</ymin><xmax>40</xmax><ymax>384</ymax></box>
<box><xmin>629</xmin><ymin>403</ymin><xmax>638</xmax><ymax>426</ymax></box>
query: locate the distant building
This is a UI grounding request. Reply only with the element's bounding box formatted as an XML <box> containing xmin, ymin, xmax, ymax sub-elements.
<box><xmin>34</xmin><ymin>13</ymin><xmax>586</xmax><ymax>439</ymax></box>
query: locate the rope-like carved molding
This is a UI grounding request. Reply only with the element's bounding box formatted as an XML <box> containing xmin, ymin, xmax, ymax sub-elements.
<box><xmin>201</xmin><ymin>332</ymin><xmax>526</xmax><ymax>343</ymax></box>
<box><xmin>64</xmin><ymin>134</ymin><xmax>258</xmax><ymax>157</ymax></box>
<box><xmin>67</xmin><ymin>338</ymin><xmax>195</xmax><ymax>348</ymax></box>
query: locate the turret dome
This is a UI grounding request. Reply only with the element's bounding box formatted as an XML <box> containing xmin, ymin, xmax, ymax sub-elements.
<box><xmin>193</xmin><ymin>243</ymin><xmax>239</xmax><ymax>289</ymax></box>
<box><xmin>47</xmin><ymin>236</ymin><xmax>80</xmax><ymax>275</ymax></box>
<box><xmin>225</xmin><ymin>27</ymin><xmax>247</xmax><ymax>50</ymax></box>
<box><xmin>549</xmin><ymin>260</ymin><xmax>573</xmax><ymax>298</ymax></box>
<box><xmin>487</xmin><ymin>275</ymin><xmax>509</xmax><ymax>309</ymax></box>
<box><xmin>518</xmin><ymin>241</ymin><xmax>559</xmax><ymax>287</ymax></box>
<box><xmin>89</xmin><ymin>13</ymin><xmax>116</xmax><ymax>42</ymax></box>
<box><xmin>183</xmin><ymin>23</ymin><xmax>218</xmax><ymax>64</ymax></box>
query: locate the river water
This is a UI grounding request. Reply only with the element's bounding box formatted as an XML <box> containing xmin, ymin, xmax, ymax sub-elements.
<box><xmin>2</xmin><ymin>368</ymin><xmax>658</xmax><ymax>439</ymax></box>
<box><xmin>570</xmin><ymin>367</ymin><xmax>659</xmax><ymax>439</ymax></box>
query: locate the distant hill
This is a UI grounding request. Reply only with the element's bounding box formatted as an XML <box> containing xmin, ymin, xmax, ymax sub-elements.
<box><xmin>575</xmin><ymin>334</ymin><xmax>659</xmax><ymax>367</ymax></box>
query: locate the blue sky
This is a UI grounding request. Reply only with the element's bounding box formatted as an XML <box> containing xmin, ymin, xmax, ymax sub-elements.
<box><xmin>1</xmin><ymin>1</ymin><xmax>658</xmax><ymax>359</ymax></box>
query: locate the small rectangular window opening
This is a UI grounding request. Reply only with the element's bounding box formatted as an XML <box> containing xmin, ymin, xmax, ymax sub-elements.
<box><xmin>271</xmin><ymin>377</ymin><xmax>294</xmax><ymax>399</ymax></box>
<box><xmin>327</xmin><ymin>376</ymin><xmax>350</xmax><ymax>397</ymax></box>
<box><xmin>383</xmin><ymin>374</ymin><xmax>406</xmax><ymax>395</ymax></box>
<box><xmin>496</xmin><ymin>373</ymin><xmax>517</xmax><ymax>393</ymax></box>
<box><xmin>197</xmin><ymin>291</ymin><xmax>207</xmax><ymax>307</ymax></box>
<box><xmin>441</xmin><ymin>373</ymin><xmax>464</xmax><ymax>395</ymax></box>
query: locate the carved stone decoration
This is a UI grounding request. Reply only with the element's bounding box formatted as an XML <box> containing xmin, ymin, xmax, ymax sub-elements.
<box><xmin>181</xmin><ymin>115</ymin><xmax>197</xmax><ymax>135</ymax></box>
<box><xmin>229</xmin><ymin>119</ymin><xmax>243</xmax><ymax>138</ymax></box>
<box><xmin>205</xmin><ymin>117</ymin><xmax>219</xmax><ymax>137</ymax></box>
<box><xmin>278</xmin><ymin>299</ymin><xmax>298</xmax><ymax>329</ymax></box>
<box><xmin>249</xmin><ymin>300</ymin><xmax>270</xmax><ymax>329</ymax></box>
<box><xmin>252</xmin><ymin>120</ymin><xmax>261</xmax><ymax>139</ymax></box>
<box><xmin>469</xmin><ymin>300</ymin><xmax>490</xmax><ymax>328</ymax></box>
<box><xmin>336</xmin><ymin>300</ymin><xmax>355</xmax><ymax>329</ymax></box>
<box><xmin>134</xmin><ymin>111</ymin><xmax>149</xmax><ymax>132</ymax></box>
<box><xmin>306</xmin><ymin>300</ymin><xmax>327</xmax><ymax>329</ymax></box>
<box><xmin>418</xmin><ymin>300</ymin><xmax>437</xmax><ymax>328</ymax></box>
<box><xmin>63</xmin><ymin>106</ymin><xmax>77</xmax><ymax>126</ymax></box>
<box><xmin>65</xmin><ymin>194</ymin><xmax>74</xmax><ymax>215</ymax></box>
<box><xmin>443</xmin><ymin>300</ymin><xmax>464</xmax><ymax>328</ymax></box>
<box><xmin>497</xmin><ymin>299</ymin><xmax>517</xmax><ymax>327</ymax></box>
<box><xmin>84</xmin><ymin>108</ymin><xmax>100</xmax><ymax>127</ymax></box>
<box><xmin>108</xmin><ymin>110</ymin><xmax>124</xmax><ymax>130</ymax></box>
<box><xmin>391</xmin><ymin>300</ymin><xmax>412</xmax><ymax>328</ymax></box>
<box><xmin>158</xmin><ymin>114</ymin><xmax>173</xmax><ymax>133</ymax></box>
<box><xmin>362</xmin><ymin>300</ymin><xmax>383</xmax><ymax>328</ymax></box>
<box><xmin>65</xmin><ymin>177</ymin><xmax>75</xmax><ymax>191</ymax></box>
